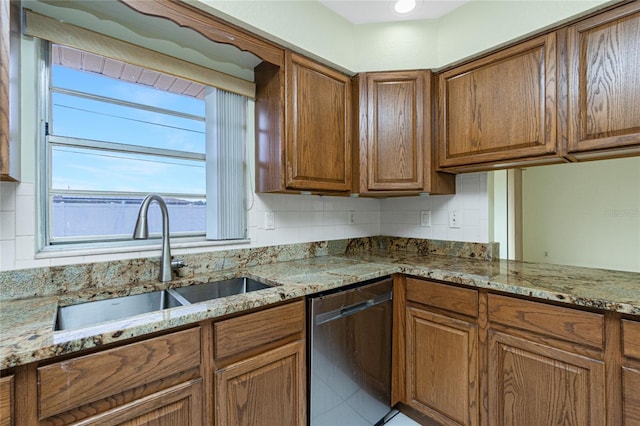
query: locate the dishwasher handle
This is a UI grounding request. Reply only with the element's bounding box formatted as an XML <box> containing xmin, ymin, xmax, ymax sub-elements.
<box><xmin>314</xmin><ymin>291</ymin><xmax>392</xmax><ymax>326</ymax></box>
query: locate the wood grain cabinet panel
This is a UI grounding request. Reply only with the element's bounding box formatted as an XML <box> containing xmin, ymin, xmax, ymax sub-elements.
<box><xmin>623</xmin><ymin>318</ymin><xmax>640</xmax><ymax>425</ymax></box>
<box><xmin>406</xmin><ymin>278</ymin><xmax>478</xmax><ymax>318</ymax></box>
<box><xmin>0</xmin><ymin>375</ymin><xmax>13</xmax><ymax>426</ymax></box>
<box><xmin>0</xmin><ymin>0</ymin><xmax>9</xmax><ymax>180</ymax></box>
<box><xmin>488</xmin><ymin>293</ymin><xmax>604</xmax><ymax>349</ymax></box>
<box><xmin>215</xmin><ymin>340</ymin><xmax>306</xmax><ymax>426</ymax></box>
<box><xmin>488</xmin><ymin>330</ymin><xmax>606</xmax><ymax>426</ymax></box>
<box><xmin>438</xmin><ymin>33</ymin><xmax>559</xmax><ymax>170</ymax></box>
<box><xmin>285</xmin><ymin>52</ymin><xmax>351</xmax><ymax>192</ymax></box>
<box><xmin>213</xmin><ymin>300</ymin><xmax>306</xmax><ymax>426</ymax></box>
<box><xmin>405</xmin><ymin>306</ymin><xmax>478</xmax><ymax>425</ymax></box>
<box><xmin>565</xmin><ymin>2</ymin><xmax>640</xmax><ymax>159</ymax></box>
<box><xmin>0</xmin><ymin>1</ymin><xmax>20</xmax><ymax>182</ymax></box>
<box><xmin>38</xmin><ymin>328</ymin><xmax>201</xmax><ymax>421</ymax></box>
<box><xmin>214</xmin><ymin>300</ymin><xmax>305</xmax><ymax>363</ymax></box>
<box><xmin>623</xmin><ymin>319</ymin><xmax>640</xmax><ymax>360</ymax></box>
<box><xmin>623</xmin><ymin>366</ymin><xmax>640</xmax><ymax>425</ymax></box>
<box><xmin>353</xmin><ymin>71</ymin><xmax>454</xmax><ymax>195</ymax></box>
<box><xmin>69</xmin><ymin>379</ymin><xmax>203</xmax><ymax>426</ymax></box>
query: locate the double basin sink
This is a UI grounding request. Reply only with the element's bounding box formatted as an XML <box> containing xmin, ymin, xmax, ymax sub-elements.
<box><xmin>55</xmin><ymin>278</ymin><xmax>271</xmax><ymax>331</ymax></box>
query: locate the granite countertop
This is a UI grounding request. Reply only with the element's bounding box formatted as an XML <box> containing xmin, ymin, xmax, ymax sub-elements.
<box><xmin>1</xmin><ymin>252</ymin><xmax>639</xmax><ymax>370</ymax></box>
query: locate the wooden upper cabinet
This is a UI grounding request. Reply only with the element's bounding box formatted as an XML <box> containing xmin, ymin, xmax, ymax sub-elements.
<box><xmin>0</xmin><ymin>0</ymin><xmax>8</xmax><ymax>180</ymax></box>
<box><xmin>564</xmin><ymin>2</ymin><xmax>640</xmax><ymax>159</ymax></box>
<box><xmin>438</xmin><ymin>33</ymin><xmax>559</xmax><ymax>171</ymax></box>
<box><xmin>353</xmin><ymin>71</ymin><xmax>454</xmax><ymax>195</ymax></box>
<box><xmin>285</xmin><ymin>52</ymin><xmax>351</xmax><ymax>192</ymax></box>
<box><xmin>0</xmin><ymin>1</ymin><xmax>20</xmax><ymax>182</ymax></box>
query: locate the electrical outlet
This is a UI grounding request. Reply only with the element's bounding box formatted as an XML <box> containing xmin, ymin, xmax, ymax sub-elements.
<box><xmin>265</xmin><ymin>211</ymin><xmax>275</xmax><ymax>230</ymax></box>
<box><xmin>420</xmin><ymin>210</ymin><xmax>431</xmax><ymax>227</ymax></box>
<box><xmin>448</xmin><ymin>210</ymin><xmax>460</xmax><ymax>228</ymax></box>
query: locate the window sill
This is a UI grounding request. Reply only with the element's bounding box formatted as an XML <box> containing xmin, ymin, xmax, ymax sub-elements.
<box><xmin>35</xmin><ymin>237</ymin><xmax>252</xmax><ymax>260</ymax></box>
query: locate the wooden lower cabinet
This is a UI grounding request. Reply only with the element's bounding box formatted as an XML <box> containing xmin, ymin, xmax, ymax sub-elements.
<box><xmin>31</xmin><ymin>327</ymin><xmax>203</xmax><ymax>426</ymax></box>
<box><xmin>212</xmin><ymin>300</ymin><xmax>306</xmax><ymax>426</ymax></box>
<box><xmin>488</xmin><ymin>330</ymin><xmax>605</xmax><ymax>425</ymax></box>
<box><xmin>623</xmin><ymin>319</ymin><xmax>640</xmax><ymax>425</ymax></box>
<box><xmin>397</xmin><ymin>279</ymin><xmax>631</xmax><ymax>426</ymax></box>
<box><xmin>487</xmin><ymin>294</ymin><xmax>606</xmax><ymax>426</ymax></box>
<box><xmin>402</xmin><ymin>278</ymin><xmax>479</xmax><ymax>426</ymax></box>
<box><xmin>215</xmin><ymin>340</ymin><xmax>306</xmax><ymax>426</ymax></box>
<box><xmin>5</xmin><ymin>299</ymin><xmax>307</xmax><ymax>426</ymax></box>
<box><xmin>68</xmin><ymin>379</ymin><xmax>203</xmax><ymax>426</ymax></box>
<box><xmin>0</xmin><ymin>375</ymin><xmax>13</xmax><ymax>426</ymax></box>
<box><xmin>405</xmin><ymin>307</ymin><xmax>478</xmax><ymax>426</ymax></box>
<box><xmin>623</xmin><ymin>367</ymin><xmax>640</xmax><ymax>425</ymax></box>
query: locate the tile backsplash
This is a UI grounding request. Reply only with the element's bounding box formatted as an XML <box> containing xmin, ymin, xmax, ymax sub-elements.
<box><xmin>0</xmin><ymin>173</ymin><xmax>489</xmax><ymax>271</ymax></box>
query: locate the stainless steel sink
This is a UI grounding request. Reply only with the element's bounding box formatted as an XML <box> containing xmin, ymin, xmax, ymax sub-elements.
<box><xmin>171</xmin><ymin>277</ymin><xmax>271</xmax><ymax>304</ymax></box>
<box><xmin>55</xmin><ymin>278</ymin><xmax>272</xmax><ymax>331</ymax></box>
<box><xmin>55</xmin><ymin>290</ymin><xmax>184</xmax><ymax>331</ymax></box>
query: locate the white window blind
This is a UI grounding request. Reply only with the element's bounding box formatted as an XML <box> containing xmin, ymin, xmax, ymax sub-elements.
<box><xmin>205</xmin><ymin>88</ymin><xmax>247</xmax><ymax>240</ymax></box>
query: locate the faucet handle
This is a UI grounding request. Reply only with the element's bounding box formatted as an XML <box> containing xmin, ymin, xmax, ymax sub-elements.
<box><xmin>171</xmin><ymin>258</ymin><xmax>187</xmax><ymax>269</ymax></box>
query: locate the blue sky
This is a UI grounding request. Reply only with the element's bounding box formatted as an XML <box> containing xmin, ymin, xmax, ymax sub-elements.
<box><xmin>50</xmin><ymin>66</ymin><xmax>206</xmax><ymax>195</ymax></box>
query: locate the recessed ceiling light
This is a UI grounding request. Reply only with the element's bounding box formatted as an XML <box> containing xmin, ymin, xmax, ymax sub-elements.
<box><xmin>394</xmin><ymin>0</ymin><xmax>416</xmax><ymax>14</ymax></box>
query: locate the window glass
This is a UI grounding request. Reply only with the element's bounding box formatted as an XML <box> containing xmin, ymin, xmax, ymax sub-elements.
<box><xmin>51</xmin><ymin>91</ymin><xmax>205</xmax><ymax>153</ymax></box>
<box><xmin>50</xmin><ymin>146</ymin><xmax>205</xmax><ymax>193</ymax></box>
<box><xmin>47</xmin><ymin>45</ymin><xmax>212</xmax><ymax>243</ymax></box>
<box><xmin>50</xmin><ymin>195</ymin><xmax>206</xmax><ymax>239</ymax></box>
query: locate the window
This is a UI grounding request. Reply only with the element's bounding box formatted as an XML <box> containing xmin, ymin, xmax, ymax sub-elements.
<box><xmin>43</xmin><ymin>43</ymin><xmax>247</xmax><ymax>246</ymax></box>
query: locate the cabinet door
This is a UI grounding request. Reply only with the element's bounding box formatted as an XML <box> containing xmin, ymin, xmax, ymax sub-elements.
<box><xmin>566</xmin><ymin>2</ymin><xmax>640</xmax><ymax>157</ymax></box>
<box><xmin>72</xmin><ymin>380</ymin><xmax>203</xmax><ymax>426</ymax></box>
<box><xmin>286</xmin><ymin>52</ymin><xmax>351</xmax><ymax>192</ymax></box>
<box><xmin>438</xmin><ymin>33</ymin><xmax>557</xmax><ymax>169</ymax></box>
<box><xmin>215</xmin><ymin>340</ymin><xmax>306</xmax><ymax>426</ymax></box>
<box><xmin>405</xmin><ymin>306</ymin><xmax>478</xmax><ymax>426</ymax></box>
<box><xmin>488</xmin><ymin>330</ymin><xmax>605</xmax><ymax>426</ymax></box>
<box><xmin>0</xmin><ymin>0</ymin><xmax>9</xmax><ymax>180</ymax></box>
<box><xmin>0</xmin><ymin>375</ymin><xmax>12</xmax><ymax>426</ymax></box>
<box><xmin>0</xmin><ymin>1</ymin><xmax>20</xmax><ymax>182</ymax></box>
<box><xmin>623</xmin><ymin>366</ymin><xmax>640</xmax><ymax>425</ymax></box>
<box><xmin>363</xmin><ymin>71</ymin><xmax>426</xmax><ymax>191</ymax></box>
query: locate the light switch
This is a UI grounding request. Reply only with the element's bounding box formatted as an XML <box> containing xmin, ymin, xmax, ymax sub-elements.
<box><xmin>420</xmin><ymin>210</ymin><xmax>431</xmax><ymax>227</ymax></box>
<box><xmin>265</xmin><ymin>211</ymin><xmax>275</xmax><ymax>230</ymax></box>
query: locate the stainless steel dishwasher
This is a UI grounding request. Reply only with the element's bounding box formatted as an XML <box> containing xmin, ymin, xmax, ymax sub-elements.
<box><xmin>308</xmin><ymin>276</ymin><xmax>394</xmax><ymax>426</ymax></box>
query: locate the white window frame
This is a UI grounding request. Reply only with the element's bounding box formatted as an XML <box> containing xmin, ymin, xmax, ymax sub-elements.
<box><xmin>38</xmin><ymin>41</ymin><xmax>248</xmax><ymax>251</ymax></box>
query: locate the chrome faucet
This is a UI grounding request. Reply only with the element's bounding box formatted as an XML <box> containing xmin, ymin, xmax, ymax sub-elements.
<box><xmin>133</xmin><ymin>194</ymin><xmax>185</xmax><ymax>282</ymax></box>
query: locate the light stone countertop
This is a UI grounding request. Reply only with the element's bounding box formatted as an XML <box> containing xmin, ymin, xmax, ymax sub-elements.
<box><xmin>1</xmin><ymin>252</ymin><xmax>639</xmax><ymax>370</ymax></box>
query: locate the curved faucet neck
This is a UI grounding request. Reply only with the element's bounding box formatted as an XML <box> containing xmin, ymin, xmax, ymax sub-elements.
<box><xmin>133</xmin><ymin>194</ymin><xmax>173</xmax><ymax>282</ymax></box>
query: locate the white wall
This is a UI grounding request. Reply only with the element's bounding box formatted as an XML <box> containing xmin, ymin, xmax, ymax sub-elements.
<box><xmin>522</xmin><ymin>157</ymin><xmax>640</xmax><ymax>272</ymax></box>
<box><xmin>380</xmin><ymin>173</ymin><xmax>489</xmax><ymax>242</ymax></box>
<box><xmin>195</xmin><ymin>0</ymin><xmax>611</xmax><ymax>72</ymax></box>
<box><xmin>435</xmin><ymin>0</ymin><xmax>610</xmax><ymax>67</ymax></box>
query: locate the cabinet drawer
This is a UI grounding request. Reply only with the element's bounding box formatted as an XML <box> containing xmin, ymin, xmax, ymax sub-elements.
<box><xmin>623</xmin><ymin>319</ymin><xmax>640</xmax><ymax>360</ymax></box>
<box><xmin>0</xmin><ymin>375</ymin><xmax>13</xmax><ymax>426</ymax></box>
<box><xmin>406</xmin><ymin>278</ymin><xmax>478</xmax><ymax>318</ymax></box>
<box><xmin>38</xmin><ymin>327</ymin><xmax>201</xmax><ymax>419</ymax></box>
<box><xmin>214</xmin><ymin>300</ymin><xmax>305</xmax><ymax>361</ymax></box>
<box><xmin>488</xmin><ymin>294</ymin><xmax>603</xmax><ymax>348</ymax></box>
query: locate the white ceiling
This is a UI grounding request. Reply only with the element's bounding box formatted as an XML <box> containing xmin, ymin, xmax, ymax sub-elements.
<box><xmin>318</xmin><ymin>0</ymin><xmax>470</xmax><ymax>24</ymax></box>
